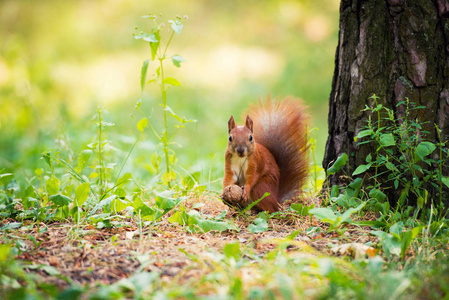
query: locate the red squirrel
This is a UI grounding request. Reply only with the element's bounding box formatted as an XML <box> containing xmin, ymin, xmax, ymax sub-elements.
<box><xmin>221</xmin><ymin>97</ymin><xmax>309</xmax><ymax>213</ymax></box>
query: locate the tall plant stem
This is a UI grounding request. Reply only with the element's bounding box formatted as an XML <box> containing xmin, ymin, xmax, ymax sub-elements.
<box><xmin>98</xmin><ymin>108</ymin><xmax>105</xmax><ymax>194</ymax></box>
<box><xmin>160</xmin><ymin>57</ymin><xmax>170</xmax><ymax>177</ymax></box>
<box><xmin>374</xmin><ymin>96</ymin><xmax>381</xmax><ymax>183</ymax></box>
<box><xmin>158</xmin><ymin>30</ymin><xmax>175</xmax><ymax>186</ymax></box>
<box><xmin>436</xmin><ymin>125</ymin><xmax>443</xmax><ymax>208</ymax></box>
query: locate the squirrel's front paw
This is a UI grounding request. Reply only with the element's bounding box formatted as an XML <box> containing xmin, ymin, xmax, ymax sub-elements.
<box><xmin>220</xmin><ymin>186</ymin><xmax>231</xmax><ymax>200</ymax></box>
<box><xmin>241</xmin><ymin>188</ymin><xmax>250</xmax><ymax>202</ymax></box>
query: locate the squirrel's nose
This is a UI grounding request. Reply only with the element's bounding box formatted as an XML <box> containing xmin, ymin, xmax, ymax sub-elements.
<box><xmin>236</xmin><ymin>147</ymin><xmax>245</xmax><ymax>156</ymax></box>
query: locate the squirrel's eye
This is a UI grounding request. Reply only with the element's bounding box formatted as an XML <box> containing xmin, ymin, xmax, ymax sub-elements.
<box><xmin>228</xmin><ymin>136</ymin><xmax>232</xmax><ymax>142</ymax></box>
<box><xmin>249</xmin><ymin>135</ymin><xmax>253</xmax><ymax>141</ymax></box>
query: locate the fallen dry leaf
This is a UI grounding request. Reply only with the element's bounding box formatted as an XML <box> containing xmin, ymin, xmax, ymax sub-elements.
<box><xmin>49</xmin><ymin>256</ymin><xmax>59</xmax><ymax>267</ymax></box>
<box><xmin>331</xmin><ymin>243</ymin><xmax>377</xmax><ymax>259</ymax></box>
<box><xmin>125</xmin><ymin>231</ymin><xmax>137</xmax><ymax>240</ymax></box>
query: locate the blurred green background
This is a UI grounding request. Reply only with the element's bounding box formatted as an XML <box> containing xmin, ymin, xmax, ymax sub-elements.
<box><xmin>0</xmin><ymin>0</ymin><xmax>339</xmax><ymax>191</ymax></box>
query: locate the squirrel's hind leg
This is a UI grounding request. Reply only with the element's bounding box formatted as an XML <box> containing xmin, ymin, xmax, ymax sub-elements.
<box><xmin>250</xmin><ymin>178</ymin><xmax>280</xmax><ymax>213</ymax></box>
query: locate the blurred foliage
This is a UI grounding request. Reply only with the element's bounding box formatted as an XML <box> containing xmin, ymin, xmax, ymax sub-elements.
<box><xmin>0</xmin><ymin>0</ymin><xmax>338</xmax><ymax>191</ymax></box>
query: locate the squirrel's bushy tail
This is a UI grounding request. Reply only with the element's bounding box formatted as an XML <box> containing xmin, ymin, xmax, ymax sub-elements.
<box><xmin>245</xmin><ymin>96</ymin><xmax>309</xmax><ymax>202</ymax></box>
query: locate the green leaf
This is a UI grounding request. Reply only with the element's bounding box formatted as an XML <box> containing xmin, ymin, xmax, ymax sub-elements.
<box><xmin>331</xmin><ymin>185</ymin><xmax>339</xmax><ymax>197</ymax></box>
<box><xmin>195</xmin><ymin>219</ymin><xmax>235</xmax><ymax>233</ymax></box>
<box><xmin>309</xmin><ymin>208</ymin><xmax>337</xmax><ymax>223</ymax></box>
<box><xmin>155</xmin><ymin>191</ymin><xmax>184</xmax><ymax>211</ymax></box>
<box><xmin>120</xmin><ymin>272</ymin><xmax>159</xmax><ymax>293</ymax></box>
<box><xmin>140</xmin><ymin>59</ymin><xmax>149</xmax><ymax>92</ymax></box>
<box><xmin>413</xmin><ymin>164</ymin><xmax>423</xmax><ymax>173</ymax></box>
<box><xmin>385</xmin><ymin>161</ymin><xmax>398</xmax><ymax>172</ymax></box>
<box><xmin>111</xmin><ymin>197</ymin><xmax>131</xmax><ymax>213</ymax></box>
<box><xmin>442</xmin><ymin>177</ymin><xmax>449</xmax><ymax>189</ymax></box>
<box><xmin>163</xmin><ymin>77</ymin><xmax>181</xmax><ymax>86</ymax></box>
<box><xmin>150</xmin><ymin>30</ymin><xmax>160</xmax><ymax>61</ymax></box>
<box><xmin>382</xmin><ymin>201</ymin><xmax>390</xmax><ymax>215</ymax></box>
<box><xmin>171</xmin><ymin>55</ymin><xmax>185</xmax><ymax>68</ymax></box>
<box><xmin>143</xmin><ymin>33</ymin><xmax>158</xmax><ymax>43</ymax></box>
<box><xmin>345</xmin><ymin>178</ymin><xmax>363</xmax><ymax>200</ymax></box>
<box><xmin>394</xmin><ymin>179</ymin><xmax>399</xmax><ymax>189</ymax></box>
<box><xmin>370</xmin><ymin>230</ymin><xmax>401</xmax><ymax>258</ymax></box>
<box><xmin>168</xmin><ymin>211</ymin><xmax>187</xmax><ymax>226</ymax></box>
<box><xmin>184</xmin><ymin>210</ymin><xmax>237</xmax><ymax>233</ymax></box>
<box><xmin>137</xmin><ymin>118</ymin><xmax>149</xmax><ymax>133</ymax></box>
<box><xmin>291</xmin><ymin>203</ymin><xmax>314</xmax><ymax>216</ymax></box>
<box><xmin>56</xmin><ymin>287</ymin><xmax>84</xmax><ymax>300</ymax></box>
<box><xmin>164</xmin><ymin>106</ymin><xmax>183</xmax><ymax>123</ymax></box>
<box><xmin>327</xmin><ymin>153</ymin><xmax>348</xmax><ymax>175</ymax></box>
<box><xmin>114</xmin><ymin>187</ymin><xmax>126</xmax><ymax>198</ymax></box>
<box><xmin>168</xmin><ymin>19</ymin><xmax>183</xmax><ymax>35</ymax></box>
<box><xmin>161</xmin><ymin>170</ymin><xmax>176</xmax><ymax>184</ymax></box>
<box><xmin>370</xmin><ymin>93</ymin><xmax>380</xmax><ymax>101</ymax></box>
<box><xmin>134</xmin><ymin>202</ymin><xmax>157</xmax><ymax>221</ymax></box>
<box><xmin>187</xmin><ymin>210</ymin><xmax>236</xmax><ymax>233</ymax></box>
<box><xmin>414</xmin><ymin>141</ymin><xmax>436</xmax><ymax>162</ymax></box>
<box><xmin>42</xmin><ymin>152</ymin><xmax>52</xmax><ymax>169</ymax></box>
<box><xmin>223</xmin><ymin>242</ymin><xmax>241</xmax><ymax>260</ymax></box>
<box><xmin>141</xmin><ymin>14</ymin><xmax>156</xmax><ymax>19</ymax></box>
<box><xmin>41</xmin><ymin>265</ymin><xmax>61</xmax><ymax>276</ymax></box>
<box><xmin>248</xmin><ymin>217</ymin><xmax>268</xmax><ymax>233</ymax></box>
<box><xmin>135</xmin><ymin>99</ymin><xmax>142</xmax><ymax>111</ymax></box>
<box><xmin>46</xmin><ymin>175</ymin><xmax>60</xmax><ymax>195</ymax></box>
<box><xmin>0</xmin><ymin>222</ymin><xmax>22</xmax><ymax>231</ymax></box>
<box><xmin>398</xmin><ymin>182</ymin><xmax>410</xmax><ymax>206</ymax></box>
<box><xmin>134</xmin><ymin>32</ymin><xmax>148</xmax><ymax>40</ymax></box>
<box><xmin>389</xmin><ymin>221</ymin><xmax>404</xmax><ymax>238</ymax></box>
<box><xmin>356</xmin><ymin>129</ymin><xmax>374</xmax><ymax>139</ymax></box>
<box><xmin>400</xmin><ymin>226</ymin><xmax>421</xmax><ymax>260</ymax></box>
<box><xmin>353</xmin><ymin>220</ymin><xmax>386</xmax><ymax>228</ymax></box>
<box><xmin>352</xmin><ymin>163</ymin><xmax>372</xmax><ymax>176</ymax></box>
<box><xmin>89</xmin><ymin>195</ymin><xmax>116</xmax><ymax>216</ymax></box>
<box><xmin>340</xmin><ymin>203</ymin><xmax>365</xmax><ymax>224</ymax></box>
<box><xmin>27</xmin><ymin>264</ymin><xmax>61</xmax><ymax>276</ymax></box>
<box><xmin>0</xmin><ymin>244</ymin><xmax>11</xmax><ymax>261</ymax></box>
<box><xmin>379</xmin><ymin>133</ymin><xmax>395</xmax><ymax>147</ymax></box>
<box><xmin>75</xmin><ymin>182</ymin><xmax>90</xmax><ymax>207</ymax></box>
<box><xmin>0</xmin><ymin>173</ymin><xmax>13</xmax><ymax>186</ymax></box>
<box><xmin>77</xmin><ymin>150</ymin><xmax>92</xmax><ymax>172</ymax></box>
<box><xmin>417</xmin><ymin>196</ymin><xmax>424</xmax><ymax>209</ymax></box>
<box><xmin>366</xmin><ymin>153</ymin><xmax>372</xmax><ymax>163</ymax></box>
<box><xmin>369</xmin><ymin>188</ymin><xmax>386</xmax><ymax>202</ymax></box>
<box><xmin>49</xmin><ymin>194</ymin><xmax>73</xmax><ymax>206</ymax></box>
<box><xmin>116</xmin><ymin>173</ymin><xmax>132</xmax><ymax>187</ymax></box>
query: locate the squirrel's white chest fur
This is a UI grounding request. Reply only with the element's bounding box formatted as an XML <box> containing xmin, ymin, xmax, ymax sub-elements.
<box><xmin>231</xmin><ymin>155</ymin><xmax>248</xmax><ymax>185</ymax></box>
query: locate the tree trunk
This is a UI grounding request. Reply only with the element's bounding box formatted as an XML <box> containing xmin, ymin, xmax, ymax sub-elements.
<box><xmin>323</xmin><ymin>0</ymin><xmax>449</xmax><ymax>204</ymax></box>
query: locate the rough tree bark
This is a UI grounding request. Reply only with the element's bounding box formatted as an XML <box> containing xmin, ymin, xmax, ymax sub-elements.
<box><xmin>323</xmin><ymin>0</ymin><xmax>449</xmax><ymax>203</ymax></box>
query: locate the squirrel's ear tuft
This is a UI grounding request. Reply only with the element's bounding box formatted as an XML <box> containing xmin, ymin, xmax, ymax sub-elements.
<box><xmin>245</xmin><ymin>115</ymin><xmax>253</xmax><ymax>132</ymax></box>
<box><xmin>228</xmin><ymin>116</ymin><xmax>236</xmax><ymax>133</ymax></box>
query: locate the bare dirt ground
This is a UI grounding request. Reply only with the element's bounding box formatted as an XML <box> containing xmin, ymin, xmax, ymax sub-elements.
<box><xmin>1</xmin><ymin>195</ymin><xmax>378</xmax><ymax>289</ymax></box>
